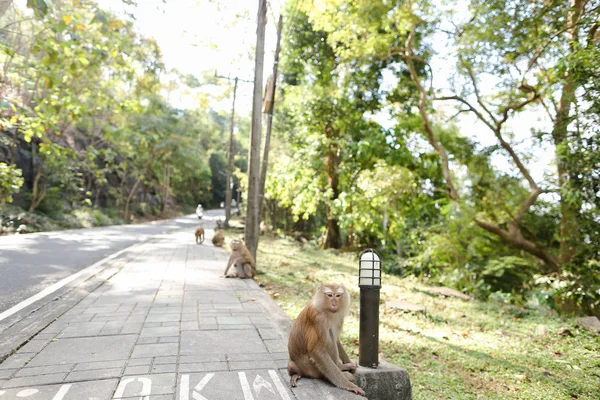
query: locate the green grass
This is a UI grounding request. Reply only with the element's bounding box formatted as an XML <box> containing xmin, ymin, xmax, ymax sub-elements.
<box><xmin>247</xmin><ymin>234</ymin><xmax>600</xmax><ymax>400</ymax></box>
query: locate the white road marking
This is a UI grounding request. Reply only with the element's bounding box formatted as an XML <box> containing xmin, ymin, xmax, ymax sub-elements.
<box><xmin>113</xmin><ymin>377</ymin><xmax>152</xmax><ymax>400</ymax></box>
<box><xmin>253</xmin><ymin>374</ymin><xmax>275</xmax><ymax>396</ymax></box>
<box><xmin>179</xmin><ymin>374</ymin><xmax>190</xmax><ymax>400</ymax></box>
<box><xmin>269</xmin><ymin>370</ymin><xmax>292</xmax><ymax>400</ymax></box>
<box><xmin>238</xmin><ymin>372</ymin><xmax>255</xmax><ymax>400</ymax></box>
<box><xmin>51</xmin><ymin>384</ymin><xmax>72</xmax><ymax>400</ymax></box>
<box><xmin>0</xmin><ymin>246</ymin><xmax>133</xmax><ymax>322</ymax></box>
<box><xmin>16</xmin><ymin>388</ymin><xmax>39</xmax><ymax>397</ymax></box>
<box><xmin>192</xmin><ymin>372</ymin><xmax>214</xmax><ymax>400</ymax></box>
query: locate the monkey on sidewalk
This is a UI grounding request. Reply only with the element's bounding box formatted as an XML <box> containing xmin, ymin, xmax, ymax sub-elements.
<box><xmin>287</xmin><ymin>283</ymin><xmax>364</xmax><ymax>396</ymax></box>
<box><xmin>223</xmin><ymin>239</ymin><xmax>256</xmax><ymax>279</ymax></box>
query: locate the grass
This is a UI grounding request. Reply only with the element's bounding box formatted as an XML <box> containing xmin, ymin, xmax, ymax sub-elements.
<box><xmin>240</xmin><ymin>234</ymin><xmax>600</xmax><ymax>400</ymax></box>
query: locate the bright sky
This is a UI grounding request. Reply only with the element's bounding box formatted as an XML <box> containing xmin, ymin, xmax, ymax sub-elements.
<box><xmin>96</xmin><ymin>0</ymin><xmax>554</xmax><ymax>190</ymax></box>
<box><xmin>98</xmin><ymin>0</ymin><xmax>284</xmax><ymax>113</ymax></box>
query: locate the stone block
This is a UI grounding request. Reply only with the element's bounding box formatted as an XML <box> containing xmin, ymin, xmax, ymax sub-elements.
<box><xmin>355</xmin><ymin>361</ymin><xmax>412</xmax><ymax>400</ymax></box>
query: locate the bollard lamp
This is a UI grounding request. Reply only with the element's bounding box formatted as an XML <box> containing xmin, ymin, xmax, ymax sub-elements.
<box><xmin>358</xmin><ymin>249</ymin><xmax>381</xmax><ymax>368</ymax></box>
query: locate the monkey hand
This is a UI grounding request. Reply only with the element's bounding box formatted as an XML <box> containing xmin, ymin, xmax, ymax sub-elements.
<box><xmin>340</xmin><ymin>362</ymin><xmax>357</xmax><ymax>372</ymax></box>
<box><xmin>347</xmin><ymin>383</ymin><xmax>365</xmax><ymax>396</ymax></box>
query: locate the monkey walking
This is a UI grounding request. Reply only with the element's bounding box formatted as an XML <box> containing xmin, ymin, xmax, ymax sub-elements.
<box><xmin>223</xmin><ymin>239</ymin><xmax>256</xmax><ymax>279</ymax></box>
<box><xmin>195</xmin><ymin>226</ymin><xmax>205</xmax><ymax>244</ymax></box>
<box><xmin>287</xmin><ymin>284</ymin><xmax>365</xmax><ymax>396</ymax></box>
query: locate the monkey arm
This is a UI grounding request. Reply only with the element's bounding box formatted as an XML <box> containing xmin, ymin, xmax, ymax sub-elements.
<box><xmin>224</xmin><ymin>257</ymin><xmax>238</xmax><ymax>276</ymax></box>
<box><xmin>310</xmin><ymin>348</ymin><xmax>362</xmax><ymax>393</ymax></box>
<box><xmin>337</xmin><ymin>340</ymin><xmax>352</xmax><ymax>364</ymax></box>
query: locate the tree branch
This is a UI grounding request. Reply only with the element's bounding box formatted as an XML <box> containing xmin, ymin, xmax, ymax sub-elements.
<box><xmin>404</xmin><ymin>25</ymin><xmax>459</xmax><ymax>201</ymax></box>
<box><xmin>433</xmin><ymin>95</ymin><xmax>497</xmax><ymax>132</ymax></box>
<box><xmin>474</xmin><ymin>218</ymin><xmax>560</xmax><ymax>272</ymax></box>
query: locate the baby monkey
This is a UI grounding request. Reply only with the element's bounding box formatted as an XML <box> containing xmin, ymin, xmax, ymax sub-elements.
<box><xmin>223</xmin><ymin>239</ymin><xmax>256</xmax><ymax>279</ymax></box>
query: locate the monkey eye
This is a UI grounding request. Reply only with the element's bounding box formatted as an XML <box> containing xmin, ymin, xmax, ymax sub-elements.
<box><xmin>335</xmin><ymin>294</ymin><xmax>342</xmax><ymax>298</ymax></box>
<box><xmin>326</xmin><ymin>293</ymin><xmax>333</xmax><ymax>298</ymax></box>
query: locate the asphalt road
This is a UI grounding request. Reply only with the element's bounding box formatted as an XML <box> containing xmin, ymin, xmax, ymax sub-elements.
<box><xmin>0</xmin><ymin>209</ymin><xmax>225</xmax><ymax>314</ymax></box>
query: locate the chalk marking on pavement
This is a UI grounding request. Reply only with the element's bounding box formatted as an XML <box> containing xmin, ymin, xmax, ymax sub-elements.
<box><xmin>51</xmin><ymin>384</ymin><xmax>72</xmax><ymax>400</ymax></box>
<box><xmin>269</xmin><ymin>370</ymin><xmax>292</xmax><ymax>400</ymax></box>
<box><xmin>16</xmin><ymin>388</ymin><xmax>38</xmax><ymax>397</ymax></box>
<box><xmin>0</xmin><ymin>245</ymin><xmax>133</xmax><ymax>322</ymax></box>
<box><xmin>238</xmin><ymin>372</ymin><xmax>255</xmax><ymax>400</ymax></box>
<box><xmin>253</xmin><ymin>374</ymin><xmax>276</xmax><ymax>396</ymax></box>
<box><xmin>180</xmin><ymin>374</ymin><xmax>190</xmax><ymax>400</ymax></box>
<box><xmin>113</xmin><ymin>377</ymin><xmax>152</xmax><ymax>400</ymax></box>
<box><xmin>192</xmin><ymin>372</ymin><xmax>214</xmax><ymax>400</ymax></box>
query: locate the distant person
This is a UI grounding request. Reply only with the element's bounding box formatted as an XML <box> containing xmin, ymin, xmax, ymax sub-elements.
<box><xmin>231</xmin><ymin>199</ymin><xmax>237</xmax><ymax>208</ymax></box>
<box><xmin>220</xmin><ymin>201</ymin><xmax>225</xmax><ymax>208</ymax></box>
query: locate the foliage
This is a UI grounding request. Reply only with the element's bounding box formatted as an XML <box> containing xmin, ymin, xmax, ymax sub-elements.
<box><xmin>0</xmin><ymin>1</ymin><xmax>247</xmax><ymax>228</ymax></box>
<box><xmin>255</xmin><ymin>234</ymin><xmax>600</xmax><ymax>400</ymax></box>
<box><xmin>0</xmin><ymin>162</ymin><xmax>23</xmax><ymax>204</ymax></box>
<box><xmin>265</xmin><ymin>0</ymin><xmax>600</xmax><ymax>315</ymax></box>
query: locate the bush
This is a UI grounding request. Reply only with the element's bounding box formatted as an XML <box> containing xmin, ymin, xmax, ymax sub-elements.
<box><xmin>0</xmin><ymin>163</ymin><xmax>24</xmax><ymax>205</ymax></box>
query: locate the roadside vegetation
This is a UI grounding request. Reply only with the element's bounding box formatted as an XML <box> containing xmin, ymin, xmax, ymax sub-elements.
<box><xmin>251</xmin><ymin>234</ymin><xmax>600</xmax><ymax>400</ymax></box>
<box><xmin>0</xmin><ymin>1</ymin><xmax>248</xmax><ymax>234</ymax></box>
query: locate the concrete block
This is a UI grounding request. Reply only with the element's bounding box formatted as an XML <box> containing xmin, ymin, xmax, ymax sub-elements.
<box><xmin>355</xmin><ymin>361</ymin><xmax>412</xmax><ymax>400</ymax></box>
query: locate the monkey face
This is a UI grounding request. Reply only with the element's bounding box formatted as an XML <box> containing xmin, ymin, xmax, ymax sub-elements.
<box><xmin>231</xmin><ymin>239</ymin><xmax>241</xmax><ymax>250</ymax></box>
<box><xmin>322</xmin><ymin>285</ymin><xmax>345</xmax><ymax>313</ymax></box>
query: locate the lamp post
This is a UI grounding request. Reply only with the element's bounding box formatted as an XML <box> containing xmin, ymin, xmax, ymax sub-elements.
<box><xmin>358</xmin><ymin>249</ymin><xmax>381</xmax><ymax>368</ymax></box>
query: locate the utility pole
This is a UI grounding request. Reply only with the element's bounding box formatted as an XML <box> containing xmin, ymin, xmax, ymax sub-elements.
<box><xmin>259</xmin><ymin>15</ymin><xmax>283</xmax><ymax>218</ymax></box>
<box><xmin>215</xmin><ymin>73</ymin><xmax>252</xmax><ymax>227</ymax></box>
<box><xmin>245</xmin><ymin>0</ymin><xmax>267</xmax><ymax>261</ymax></box>
<box><xmin>225</xmin><ymin>77</ymin><xmax>238</xmax><ymax>227</ymax></box>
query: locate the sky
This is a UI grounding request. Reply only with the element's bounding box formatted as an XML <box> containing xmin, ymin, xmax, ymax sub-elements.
<box><xmin>98</xmin><ymin>0</ymin><xmax>284</xmax><ymax>113</ymax></box>
<box><xmin>94</xmin><ymin>0</ymin><xmax>554</xmax><ymax>190</ymax></box>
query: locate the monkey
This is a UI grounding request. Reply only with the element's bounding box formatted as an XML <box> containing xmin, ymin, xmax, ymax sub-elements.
<box><xmin>216</xmin><ymin>218</ymin><xmax>223</xmax><ymax>229</ymax></box>
<box><xmin>212</xmin><ymin>230</ymin><xmax>224</xmax><ymax>247</ymax></box>
<box><xmin>287</xmin><ymin>284</ymin><xmax>364</xmax><ymax>396</ymax></box>
<box><xmin>195</xmin><ymin>226</ymin><xmax>205</xmax><ymax>244</ymax></box>
<box><xmin>223</xmin><ymin>239</ymin><xmax>256</xmax><ymax>279</ymax></box>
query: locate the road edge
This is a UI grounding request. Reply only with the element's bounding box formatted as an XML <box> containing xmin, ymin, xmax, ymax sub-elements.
<box><xmin>0</xmin><ymin>240</ymin><xmax>147</xmax><ymax>363</ymax></box>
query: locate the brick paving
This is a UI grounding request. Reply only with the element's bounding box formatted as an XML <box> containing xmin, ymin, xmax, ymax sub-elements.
<box><xmin>0</xmin><ymin>226</ymin><xmax>358</xmax><ymax>400</ymax></box>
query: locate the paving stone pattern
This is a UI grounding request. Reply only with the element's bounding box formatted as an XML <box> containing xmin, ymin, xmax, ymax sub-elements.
<box><xmin>0</xmin><ymin>229</ymin><xmax>309</xmax><ymax>400</ymax></box>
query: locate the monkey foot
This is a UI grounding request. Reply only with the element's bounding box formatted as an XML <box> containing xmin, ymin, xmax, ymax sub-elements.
<box><xmin>290</xmin><ymin>374</ymin><xmax>301</xmax><ymax>387</ymax></box>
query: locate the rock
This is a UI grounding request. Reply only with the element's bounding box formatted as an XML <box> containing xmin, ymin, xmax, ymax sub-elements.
<box><xmin>386</xmin><ymin>300</ymin><xmax>426</xmax><ymax>313</ymax></box>
<box><xmin>576</xmin><ymin>316</ymin><xmax>600</xmax><ymax>333</ymax></box>
<box><xmin>425</xmin><ymin>287</ymin><xmax>470</xmax><ymax>300</ymax></box>
<box><xmin>354</xmin><ymin>361</ymin><xmax>412</xmax><ymax>400</ymax></box>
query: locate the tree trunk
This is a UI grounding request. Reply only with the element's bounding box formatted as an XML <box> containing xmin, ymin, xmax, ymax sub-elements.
<box><xmin>322</xmin><ymin>138</ymin><xmax>341</xmax><ymax>249</ymax></box>
<box><xmin>161</xmin><ymin>164</ymin><xmax>170</xmax><ymax>215</ymax></box>
<box><xmin>28</xmin><ymin>142</ymin><xmax>46</xmax><ymax>212</ymax></box>
<box><xmin>553</xmin><ymin>0</ymin><xmax>584</xmax><ymax>265</ymax></box>
<box><xmin>258</xmin><ymin>16</ymin><xmax>283</xmax><ymax>219</ymax></box>
<box><xmin>124</xmin><ymin>158</ymin><xmax>153</xmax><ymax>222</ymax></box>
<box><xmin>225</xmin><ymin>77</ymin><xmax>238</xmax><ymax>227</ymax></box>
<box><xmin>244</xmin><ymin>0</ymin><xmax>267</xmax><ymax>261</ymax></box>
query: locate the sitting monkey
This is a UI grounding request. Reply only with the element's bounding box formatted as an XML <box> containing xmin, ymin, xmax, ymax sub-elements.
<box><xmin>212</xmin><ymin>230</ymin><xmax>224</xmax><ymax>247</ymax></box>
<box><xmin>223</xmin><ymin>239</ymin><xmax>256</xmax><ymax>279</ymax></box>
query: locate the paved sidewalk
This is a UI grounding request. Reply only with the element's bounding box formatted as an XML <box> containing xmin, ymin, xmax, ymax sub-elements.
<box><xmin>0</xmin><ymin>227</ymin><xmax>358</xmax><ymax>399</ymax></box>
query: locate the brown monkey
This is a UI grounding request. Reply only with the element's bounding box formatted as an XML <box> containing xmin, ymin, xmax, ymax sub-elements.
<box><xmin>195</xmin><ymin>226</ymin><xmax>205</xmax><ymax>244</ymax></box>
<box><xmin>288</xmin><ymin>284</ymin><xmax>364</xmax><ymax>396</ymax></box>
<box><xmin>216</xmin><ymin>218</ymin><xmax>223</xmax><ymax>229</ymax></box>
<box><xmin>223</xmin><ymin>239</ymin><xmax>256</xmax><ymax>279</ymax></box>
<box><xmin>212</xmin><ymin>230</ymin><xmax>224</xmax><ymax>247</ymax></box>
